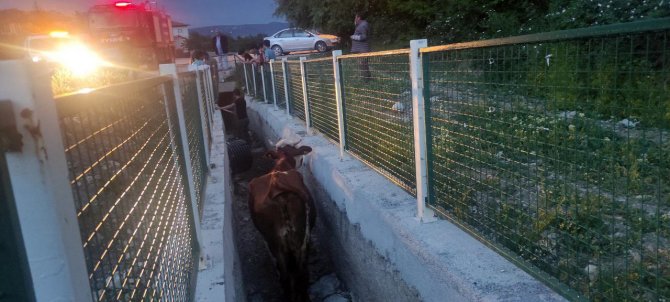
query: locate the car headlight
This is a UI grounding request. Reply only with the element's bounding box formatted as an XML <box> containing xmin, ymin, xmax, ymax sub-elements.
<box><xmin>52</xmin><ymin>43</ymin><xmax>104</xmax><ymax>77</ymax></box>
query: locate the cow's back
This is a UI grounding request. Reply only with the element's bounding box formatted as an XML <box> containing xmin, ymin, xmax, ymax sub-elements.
<box><xmin>248</xmin><ymin>171</ymin><xmax>314</xmax><ymax>301</ymax></box>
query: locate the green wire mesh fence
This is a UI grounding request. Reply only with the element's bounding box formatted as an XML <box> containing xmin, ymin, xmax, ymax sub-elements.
<box><xmin>272</xmin><ymin>60</ymin><xmax>287</xmax><ymax>109</ymax></box>
<box><xmin>56</xmin><ymin>77</ymin><xmax>196</xmax><ymax>301</ymax></box>
<box><xmin>231</xmin><ymin>18</ymin><xmax>670</xmax><ymax>301</ymax></box>
<box><xmin>252</xmin><ymin>64</ymin><xmax>263</xmax><ymax>100</ymax></box>
<box><xmin>196</xmin><ymin>69</ymin><xmax>212</xmax><ymax>152</ymax></box>
<box><xmin>234</xmin><ymin>62</ymin><xmax>245</xmax><ymax>90</ymax></box>
<box><xmin>424</xmin><ymin>21</ymin><xmax>669</xmax><ymax>301</ymax></box>
<box><xmin>339</xmin><ymin>52</ymin><xmax>417</xmax><ymax>195</ymax></box>
<box><xmin>243</xmin><ymin>63</ymin><xmax>252</xmax><ymax>94</ymax></box>
<box><xmin>262</xmin><ymin>63</ymin><xmax>274</xmax><ymax>104</ymax></box>
<box><xmin>287</xmin><ymin>61</ymin><xmax>305</xmax><ymax>121</ymax></box>
<box><xmin>180</xmin><ymin>72</ymin><xmax>208</xmax><ymax>215</ymax></box>
<box><xmin>304</xmin><ymin>58</ymin><xmax>339</xmax><ymax>143</ymax></box>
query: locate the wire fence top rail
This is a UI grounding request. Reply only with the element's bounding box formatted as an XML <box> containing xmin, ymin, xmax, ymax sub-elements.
<box><xmin>304</xmin><ymin>56</ymin><xmax>333</xmax><ymax>63</ymax></box>
<box><xmin>338</xmin><ymin>48</ymin><xmax>411</xmax><ymax>59</ymax></box>
<box><xmin>421</xmin><ymin>16</ymin><xmax>670</xmax><ymax>53</ymax></box>
<box><xmin>54</xmin><ymin>75</ymin><xmax>173</xmax><ymax>101</ymax></box>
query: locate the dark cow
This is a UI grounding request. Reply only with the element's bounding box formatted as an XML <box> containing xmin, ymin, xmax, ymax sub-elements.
<box><xmin>248</xmin><ymin>143</ymin><xmax>315</xmax><ymax>302</ymax></box>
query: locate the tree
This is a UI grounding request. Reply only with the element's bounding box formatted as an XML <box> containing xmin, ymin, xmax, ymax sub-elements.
<box><xmin>273</xmin><ymin>0</ymin><xmax>670</xmax><ymax>49</ymax></box>
<box><xmin>185</xmin><ymin>32</ymin><xmax>211</xmax><ymax>53</ymax></box>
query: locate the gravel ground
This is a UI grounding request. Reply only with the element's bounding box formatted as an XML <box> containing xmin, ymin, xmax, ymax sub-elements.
<box><xmin>230</xmin><ymin>133</ymin><xmax>351</xmax><ymax>302</ymax></box>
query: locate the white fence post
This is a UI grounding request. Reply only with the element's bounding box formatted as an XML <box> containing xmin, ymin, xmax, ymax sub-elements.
<box><xmin>243</xmin><ymin>63</ymin><xmax>250</xmax><ymax>96</ymax></box>
<box><xmin>195</xmin><ymin>67</ymin><xmax>212</xmax><ymax>168</ymax></box>
<box><xmin>299</xmin><ymin>57</ymin><xmax>312</xmax><ymax>133</ymax></box>
<box><xmin>0</xmin><ymin>60</ymin><xmax>91</xmax><ymax>301</ymax></box>
<box><xmin>269</xmin><ymin>60</ymin><xmax>278</xmax><ymax>110</ymax></box>
<box><xmin>159</xmin><ymin>64</ymin><xmax>203</xmax><ymax>242</ymax></box>
<box><xmin>282</xmin><ymin>57</ymin><xmax>290</xmax><ymax>113</ymax></box>
<box><xmin>409</xmin><ymin>39</ymin><xmax>436</xmax><ymax>223</ymax></box>
<box><xmin>252</xmin><ymin>63</ymin><xmax>258</xmax><ymax>97</ymax></box>
<box><xmin>261</xmin><ymin>64</ymin><xmax>268</xmax><ymax>103</ymax></box>
<box><xmin>332</xmin><ymin>50</ymin><xmax>346</xmax><ymax>159</ymax></box>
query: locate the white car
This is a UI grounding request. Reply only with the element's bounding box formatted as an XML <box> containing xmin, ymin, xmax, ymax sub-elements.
<box><xmin>264</xmin><ymin>28</ymin><xmax>339</xmax><ymax>56</ymax></box>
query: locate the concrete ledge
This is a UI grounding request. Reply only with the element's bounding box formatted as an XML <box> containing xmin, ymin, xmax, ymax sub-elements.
<box><xmin>195</xmin><ymin>111</ymin><xmax>244</xmax><ymax>302</ymax></box>
<box><xmin>247</xmin><ymin>99</ymin><xmax>566</xmax><ymax>302</ymax></box>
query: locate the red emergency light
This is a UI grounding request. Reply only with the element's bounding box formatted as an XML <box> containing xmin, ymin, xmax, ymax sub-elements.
<box><xmin>114</xmin><ymin>1</ymin><xmax>133</xmax><ymax>7</ymax></box>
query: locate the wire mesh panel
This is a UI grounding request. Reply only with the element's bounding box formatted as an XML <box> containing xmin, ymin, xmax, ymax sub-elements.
<box><xmin>56</xmin><ymin>76</ymin><xmax>196</xmax><ymax>301</ymax></box>
<box><xmin>243</xmin><ymin>63</ymin><xmax>252</xmax><ymax>93</ymax></box>
<box><xmin>340</xmin><ymin>52</ymin><xmax>416</xmax><ymax>194</ymax></box>
<box><xmin>287</xmin><ymin>61</ymin><xmax>305</xmax><ymax>121</ymax></box>
<box><xmin>253</xmin><ymin>64</ymin><xmax>263</xmax><ymax>100</ymax></box>
<box><xmin>424</xmin><ymin>22</ymin><xmax>670</xmax><ymax>300</ymax></box>
<box><xmin>305</xmin><ymin>59</ymin><xmax>339</xmax><ymax>142</ymax></box>
<box><xmin>234</xmin><ymin>62</ymin><xmax>245</xmax><ymax>89</ymax></box>
<box><xmin>196</xmin><ymin>69</ymin><xmax>212</xmax><ymax>152</ymax></box>
<box><xmin>272</xmin><ymin>61</ymin><xmax>287</xmax><ymax>109</ymax></box>
<box><xmin>180</xmin><ymin>72</ymin><xmax>208</xmax><ymax>214</ymax></box>
<box><xmin>262</xmin><ymin>63</ymin><xmax>274</xmax><ymax>104</ymax></box>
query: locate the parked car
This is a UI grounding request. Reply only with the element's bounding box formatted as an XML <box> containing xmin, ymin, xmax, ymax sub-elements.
<box><xmin>264</xmin><ymin>28</ymin><xmax>340</xmax><ymax>56</ymax></box>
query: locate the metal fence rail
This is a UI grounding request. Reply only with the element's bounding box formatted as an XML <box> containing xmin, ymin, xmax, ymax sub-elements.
<box><xmin>304</xmin><ymin>59</ymin><xmax>339</xmax><ymax>142</ymax></box>
<box><xmin>287</xmin><ymin>61</ymin><xmax>305</xmax><ymax>121</ymax></box>
<box><xmin>339</xmin><ymin>52</ymin><xmax>417</xmax><ymax>194</ymax></box>
<box><xmin>423</xmin><ymin>21</ymin><xmax>670</xmax><ymax>301</ymax></box>
<box><xmin>180</xmin><ymin>72</ymin><xmax>208</xmax><ymax>215</ymax></box>
<box><xmin>56</xmin><ymin>76</ymin><xmax>196</xmax><ymax>301</ymax></box>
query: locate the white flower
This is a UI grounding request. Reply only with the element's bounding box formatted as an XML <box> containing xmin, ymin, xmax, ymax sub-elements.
<box><xmin>568</xmin><ymin>124</ymin><xmax>576</xmax><ymax>131</ymax></box>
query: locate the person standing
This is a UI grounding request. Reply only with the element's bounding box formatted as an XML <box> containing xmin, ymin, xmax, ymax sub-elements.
<box><xmin>212</xmin><ymin>30</ymin><xmax>229</xmax><ymax>70</ymax></box>
<box><xmin>218</xmin><ymin>88</ymin><xmax>249</xmax><ymax>141</ymax></box>
<box><xmin>262</xmin><ymin>40</ymin><xmax>276</xmax><ymax>62</ymax></box>
<box><xmin>351</xmin><ymin>12</ymin><xmax>371</xmax><ymax>80</ymax></box>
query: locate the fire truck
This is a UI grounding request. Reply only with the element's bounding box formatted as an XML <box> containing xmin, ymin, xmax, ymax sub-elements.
<box><xmin>88</xmin><ymin>1</ymin><xmax>175</xmax><ymax>69</ymax></box>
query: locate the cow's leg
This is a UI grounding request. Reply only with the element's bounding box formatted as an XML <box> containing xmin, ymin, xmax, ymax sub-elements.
<box><xmin>277</xmin><ymin>192</ymin><xmax>312</xmax><ymax>302</ymax></box>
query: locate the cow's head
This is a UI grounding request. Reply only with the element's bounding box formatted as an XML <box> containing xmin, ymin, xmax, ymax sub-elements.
<box><xmin>266</xmin><ymin>144</ymin><xmax>312</xmax><ymax>171</ymax></box>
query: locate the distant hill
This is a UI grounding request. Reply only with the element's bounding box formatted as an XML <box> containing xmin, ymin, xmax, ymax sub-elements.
<box><xmin>190</xmin><ymin>22</ymin><xmax>289</xmax><ymax>38</ymax></box>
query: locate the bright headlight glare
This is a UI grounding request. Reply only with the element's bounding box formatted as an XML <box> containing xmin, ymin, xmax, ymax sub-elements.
<box><xmin>52</xmin><ymin>43</ymin><xmax>103</xmax><ymax>76</ymax></box>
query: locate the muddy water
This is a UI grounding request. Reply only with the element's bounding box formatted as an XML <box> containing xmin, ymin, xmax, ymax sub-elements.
<box><xmin>230</xmin><ymin>133</ymin><xmax>351</xmax><ymax>302</ymax></box>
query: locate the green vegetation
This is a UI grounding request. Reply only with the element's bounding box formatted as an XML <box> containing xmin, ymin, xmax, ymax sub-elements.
<box><xmin>273</xmin><ymin>0</ymin><xmax>669</xmax><ymax>50</ymax></box>
<box><xmin>186</xmin><ymin>32</ymin><xmax>266</xmax><ymax>54</ymax></box>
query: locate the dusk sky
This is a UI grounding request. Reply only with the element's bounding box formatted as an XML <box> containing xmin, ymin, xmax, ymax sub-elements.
<box><xmin>0</xmin><ymin>0</ymin><xmax>286</xmax><ymax>27</ymax></box>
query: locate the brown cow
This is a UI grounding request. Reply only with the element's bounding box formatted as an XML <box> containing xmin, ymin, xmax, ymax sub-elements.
<box><xmin>248</xmin><ymin>143</ymin><xmax>315</xmax><ymax>302</ymax></box>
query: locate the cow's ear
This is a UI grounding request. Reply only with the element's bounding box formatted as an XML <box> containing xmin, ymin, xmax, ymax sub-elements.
<box><xmin>264</xmin><ymin>150</ymin><xmax>278</xmax><ymax>159</ymax></box>
<box><xmin>298</xmin><ymin>146</ymin><xmax>312</xmax><ymax>155</ymax></box>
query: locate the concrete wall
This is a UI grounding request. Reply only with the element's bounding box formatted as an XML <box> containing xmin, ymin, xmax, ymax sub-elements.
<box><xmin>247</xmin><ymin>99</ymin><xmax>567</xmax><ymax>302</ymax></box>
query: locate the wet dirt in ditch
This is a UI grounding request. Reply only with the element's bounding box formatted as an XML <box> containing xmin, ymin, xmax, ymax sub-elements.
<box><xmin>230</xmin><ymin>132</ymin><xmax>351</xmax><ymax>302</ymax></box>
